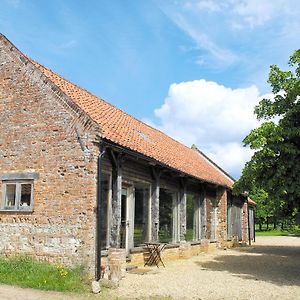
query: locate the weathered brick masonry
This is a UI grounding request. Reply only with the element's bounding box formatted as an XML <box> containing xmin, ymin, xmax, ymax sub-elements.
<box><xmin>0</xmin><ymin>35</ymin><xmax>100</xmax><ymax>269</ymax></box>
<box><xmin>0</xmin><ymin>34</ymin><xmax>255</xmax><ymax>281</ymax></box>
<box><xmin>216</xmin><ymin>187</ymin><xmax>227</xmax><ymax>245</ymax></box>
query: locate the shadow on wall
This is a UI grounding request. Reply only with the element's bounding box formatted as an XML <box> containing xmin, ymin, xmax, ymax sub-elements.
<box><xmin>196</xmin><ymin>241</ymin><xmax>300</xmax><ymax>287</ymax></box>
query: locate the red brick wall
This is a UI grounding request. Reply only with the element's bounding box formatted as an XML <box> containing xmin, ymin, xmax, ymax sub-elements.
<box><xmin>216</xmin><ymin>187</ymin><xmax>227</xmax><ymax>244</ymax></box>
<box><xmin>0</xmin><ymin>35</ymin><xmax>100</xmax><ymax>270</ymax></box>
<box><xmin>204</xmin><ymin>186</ymin><xmax>227</xmax><ymax>243</ymax></box>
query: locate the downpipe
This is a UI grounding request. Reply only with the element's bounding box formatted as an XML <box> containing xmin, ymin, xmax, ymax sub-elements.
<box><xmin>95</xmin><ymin>143</ymin><xmax>106</xmax><ymax>282</ymax></box>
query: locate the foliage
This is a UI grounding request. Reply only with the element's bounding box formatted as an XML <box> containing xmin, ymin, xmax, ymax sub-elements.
<box><xmin>0</xmin><ymin>255</ymin><xmax>88</xmax><ymax>293</ymax></box>
<box><xmin>249</xmin><ymin>188</ymin><xmax>272</xmax><ymax>223</ymax></box>
<box><xmin>234</xmin><ymin>49</ymin><xmax>300</xmax><ymax>213</ymax></box>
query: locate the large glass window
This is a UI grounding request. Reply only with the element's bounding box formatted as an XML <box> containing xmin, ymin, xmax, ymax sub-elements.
<box><xmin>159</xmin><ymin>189</ymin><xmax>175</xmax><ymax>243</ymax></box>
<box><xmin>186</xmin><ymin>194</ymin><xmax>194</xmax><ymax>241</ymax></box>
<box><xmin>134</xmin><ymin>185</ymin><xmax>150</xmax><ymax>247</ymax></box>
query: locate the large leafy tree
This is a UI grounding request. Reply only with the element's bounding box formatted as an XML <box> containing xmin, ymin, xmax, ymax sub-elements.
<box><xmin>234</xmin><ymin>49</ymin><xmax>300</xmax><ymax>213</ymax></box>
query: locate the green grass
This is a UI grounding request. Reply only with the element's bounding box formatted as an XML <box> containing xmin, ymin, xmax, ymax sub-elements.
<box><xmin>0</xmin><ymin>255</ymin><xmax>89</xmax><ymax>293</ymax></box>
<box><xmin>255</xmin><ymin>229</ymin><xmax>292</xmax><ymax>236</ymax></box>
<box><xmin>185</xmin><ymin>228</ymin><xmax>194</xmax><ymax>241</ymax></box>
<box><xmin>255</xmin><ymin>225</ymin><xmax>300</xmax><ymax>236</ymax></box>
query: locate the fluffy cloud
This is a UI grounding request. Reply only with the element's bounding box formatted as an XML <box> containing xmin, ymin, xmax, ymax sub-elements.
<box><xmin>159</xmin><ymin>0</ymin><xmax>300</xmax><ymax>70</ymax></box>
<box><xmin>182</xmin><ymin>0</ymin><xmax>296</xmax><ymax>29</ymax></box>
<box><xmin>149</xmin><ymin>80</ymin><xmax>266</xmax><ymax>179</ymax></box>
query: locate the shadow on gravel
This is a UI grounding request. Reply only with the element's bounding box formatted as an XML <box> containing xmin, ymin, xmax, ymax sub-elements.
<box><xmin>197</xmin><ymin>245</ymin><xmax>300</xmax><ymax>287</ymax></box>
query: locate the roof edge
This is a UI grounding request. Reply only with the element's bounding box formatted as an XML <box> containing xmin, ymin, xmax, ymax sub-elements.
<box><xmin>102</xmin><ymin>139</ymin><xmax>232</xmax><ymax>189</ymax></box>
<box><xmin>192</xmin><ymin>145</ymin><xmax>236</xmax><ymax>183</ymax></box>
<box><xmin>0</xmin><ymin>33</ymin><xmax>102</xmax><ymax>136</ymax></box>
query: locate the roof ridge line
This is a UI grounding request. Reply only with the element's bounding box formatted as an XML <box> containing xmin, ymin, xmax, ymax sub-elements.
<box><xmin>31</xmin><ymin>58</ymin><xmax>201</xmax><ymax>154</ymax></box>
<box><xmin>0</xmin><ymin>34</ymin><xmax>102</xmax><ymax>134</ymax></box>
<box><xmin>0</xmin><ymin>33</ymin><xmax>234</xmax><ymax>188</ymax></box>
<box><xmin>193</xmin><ymin>146</ymin><xmax>236</xmax><ymax>182</ymax></box>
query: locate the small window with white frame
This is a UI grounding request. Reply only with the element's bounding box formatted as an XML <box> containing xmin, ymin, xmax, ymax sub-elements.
<box><xmin>2</xmin><ymin>180</ymin><xmax>34</xmax><ymax>211</ymax></box>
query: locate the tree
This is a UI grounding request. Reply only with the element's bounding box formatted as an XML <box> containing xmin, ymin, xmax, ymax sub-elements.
<box><xmin>249</xmin><ymin>188</ymin><xmax>271</xmax><ymax>231</ymax></box>
<box><xmin>234</xmin><ymin>49</ymin><xmax>300</xmax><ymax>214</ymax></box>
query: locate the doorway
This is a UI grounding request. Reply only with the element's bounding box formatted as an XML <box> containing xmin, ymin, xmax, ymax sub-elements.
<box><xmin>120</xmin><ymin>183</ymin><xmax>150</xmax><ymax>253</ymax></box>
<box><xmin>120</xmin><ymin>186</ymin><xmax>134</xmax><ymax>252</ymax></box>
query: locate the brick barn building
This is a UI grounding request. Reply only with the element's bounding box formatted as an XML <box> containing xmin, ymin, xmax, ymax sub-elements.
<box><xmin>0</xmin><ymin>34</ymin><xmax>255</xmax><ymax>281</ymax></box>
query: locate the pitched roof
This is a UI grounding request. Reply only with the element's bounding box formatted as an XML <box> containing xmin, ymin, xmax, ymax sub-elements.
<box><xmin>28</xmin><ymin>60</ymin><xmax>233</xmax><ymax>188</ymax></box>
<box><xmin>192</xmin><ymin>145</ymin><xmax>235</xmax><ymax>183</ymax></box>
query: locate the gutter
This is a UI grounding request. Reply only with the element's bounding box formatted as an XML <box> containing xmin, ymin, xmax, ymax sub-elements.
<box><xmin>95</xmin><ymin>142</ymin><xmax>106</xmax><ymax>282</ymax></box>
<box><xmin>101</xmin><ymin>139</ymin><xmax>231</xmax><ymax>190</ymax></box>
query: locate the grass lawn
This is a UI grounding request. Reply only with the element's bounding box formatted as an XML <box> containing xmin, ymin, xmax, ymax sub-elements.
<box><xmin>255</xmin><ymin>225</ymin><xmax>300</xmax><ymax>236</ymax></box>
<box><xmin>0</xmin><ymin>255</ymin><xmax>89</xmax><ymax>293</ymax></box>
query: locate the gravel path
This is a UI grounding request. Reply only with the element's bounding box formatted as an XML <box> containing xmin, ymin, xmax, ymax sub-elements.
<box><xmin>112</xmin><ymin>236</ymin><xmax>300</xmax><ymax>300</ymax></box>
<box><xmin>0</xmin><ymin>236</ymin><xmax>299</xmax><ymax>300</ymax></box>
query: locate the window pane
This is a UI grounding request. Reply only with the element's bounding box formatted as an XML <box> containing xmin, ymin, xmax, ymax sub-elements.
<box><xmin>159</xmin><ymin>189</ymin><xmax>173</xmax><ymax>243</ymax></box>
<box><xmin>186</xmin><ymin>194</ymin><xmax>194</xmax><ymax>241</ymax></box>
<box><xmin>20</xmin><ymin>184</ymin><xmax>32</xmax><ymax>207</ymax></box>
<box><xmin>134</xmin><ymin>186</ymin><xmax>150</xmax><ymax>246</ymax></box>
<box><xmin>5</xmin><ymin>184</ymin><xmax>16</xmax><ymax>207</ymax></box>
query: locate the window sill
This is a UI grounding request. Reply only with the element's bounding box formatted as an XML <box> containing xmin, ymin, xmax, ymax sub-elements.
<box><xmin>190</xmin><ymin>241</ymin><xmax>201</xmax><ymax>246</ymax></box>
<box><xmin>0</xmin><ymin>209</ymin><xmax>34</xmax><ymax>213</ymax></box>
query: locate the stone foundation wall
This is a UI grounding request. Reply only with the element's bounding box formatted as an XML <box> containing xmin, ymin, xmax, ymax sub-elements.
<box><xmin>127</xmin><ymin>240</ymin><xmax>217</xmax><ymax>268</ymax></box>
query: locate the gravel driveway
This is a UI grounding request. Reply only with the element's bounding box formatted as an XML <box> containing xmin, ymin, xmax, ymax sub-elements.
<box><xmin>112</xmin><ymin>236</ymin><xmax>300</xmax><ymax>300</ymax></box>
<box><xmin>0</xmin><ymin>236</ymin><xmax>299</xmax><ymax>300</ymax></box>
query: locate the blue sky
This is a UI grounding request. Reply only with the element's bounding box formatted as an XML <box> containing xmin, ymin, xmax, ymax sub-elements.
<box><xmin>1</xmin><ymin>0</ymin><xmax>299</xmax><ymax>178</ymax></box>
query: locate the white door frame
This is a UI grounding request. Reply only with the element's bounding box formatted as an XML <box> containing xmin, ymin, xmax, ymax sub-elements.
<box><xmin>126</xmin><ymin>186</ymin><xmax>135</xmax><ymax>252</ymax></box>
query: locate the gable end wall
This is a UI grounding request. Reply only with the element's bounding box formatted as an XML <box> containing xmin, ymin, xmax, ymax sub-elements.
<box><xmin>0</xmin><ymin>36</ymin><xmax>100</xmax><ymax>271</ymax></box>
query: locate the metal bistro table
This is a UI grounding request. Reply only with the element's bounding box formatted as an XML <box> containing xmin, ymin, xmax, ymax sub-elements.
<box><xmin>144</xmin><ymin>242</ymin><xmax>166</xmax><ymax>268</ymax></box>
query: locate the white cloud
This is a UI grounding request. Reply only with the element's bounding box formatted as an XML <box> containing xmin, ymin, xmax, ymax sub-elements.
<box><xmin>181</xmin><ymin>0</ymin><xmax>299</xmax><ymax>30</ymax></box>
<box><xmin>159</xmin><ymin>3</ymin><xmax>238</xmax><ymax>67</ymax></box>
<box><xmin>159</xmin><ymin>0</ymin><xmax>300</xmax><ymax>73</ymax></box>
<box><xmin>231</xmin><ymin>0</ymin><xmax>280</xmax><ymax>29</ymax></box>
<box><xmin>150</xmin><ymin>79</ymin><xmax>268</xmax><ymax>178</ymax></box>
<box><xmin>186</xmin><ymin>0</ymin><xmax>221</xmax><ymax>12</ymax></box>
<box><xmin>172</xmin><ymin>16</ymin><xmax>238</xmax><ymax>65</ymax></box>
<box><xmin>204</xmin><ymin>143</ymin><xmax>254</xmax><ymax>180</ymax></box>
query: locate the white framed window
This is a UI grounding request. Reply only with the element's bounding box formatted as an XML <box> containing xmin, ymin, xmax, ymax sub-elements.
<box><xmin>1</xmin><ymin>180</ymin><xmax>34</xmax><ymax>211</ymax></box>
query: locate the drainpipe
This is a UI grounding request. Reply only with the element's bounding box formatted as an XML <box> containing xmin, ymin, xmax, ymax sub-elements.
<box><xmin>95</xmin><ymin>143</ymin><xmax>106</xmax><ymax>282</ymax></box>
<box><xmin>246</xmin><ymin>197</ymin><xmax>251</xmax><ymax>246</ymax></box>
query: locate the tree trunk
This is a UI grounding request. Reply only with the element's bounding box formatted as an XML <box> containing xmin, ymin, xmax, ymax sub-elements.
<box><xmin>266</xmin><ymin>218</ymin><xmax>269</xmax><ymax>230</ymax></box>
<box><xmin>259</xmin><ymin>223</ymin><xmax>262</xmax><ymax>231</ymax></box>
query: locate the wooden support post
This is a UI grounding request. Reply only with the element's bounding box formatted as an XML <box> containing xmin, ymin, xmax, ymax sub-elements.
<box><xmin>110</xmin><ymin>151</ymin><xmax>122</xmax><ymax>248</ymax></box>
<box><xmin>179</xmin><ymin>179</ymin><xmax>187</xmax><ymax>241</ymax></box>
<box><xmin>150</xmin><ymin>167</ymin><xmax>160</xmax><ymax>242</ymax></box>
<box><xmin>200</xmin><ymin>187</ymin><xmax>207</xmax><ymax>239</ymax></box>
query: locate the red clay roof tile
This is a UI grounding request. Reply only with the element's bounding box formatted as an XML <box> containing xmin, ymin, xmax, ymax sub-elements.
<box><xmin>31</xmin><ymin>60</ymin><xmax>234</xmax><ymax>188</ymax></box>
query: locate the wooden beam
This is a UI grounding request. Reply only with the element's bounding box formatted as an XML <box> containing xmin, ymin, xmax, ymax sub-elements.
<box><xmin>110</xmin><ymin>153</ymin><xmax>122</xmax><ymax>248</ymax></box>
